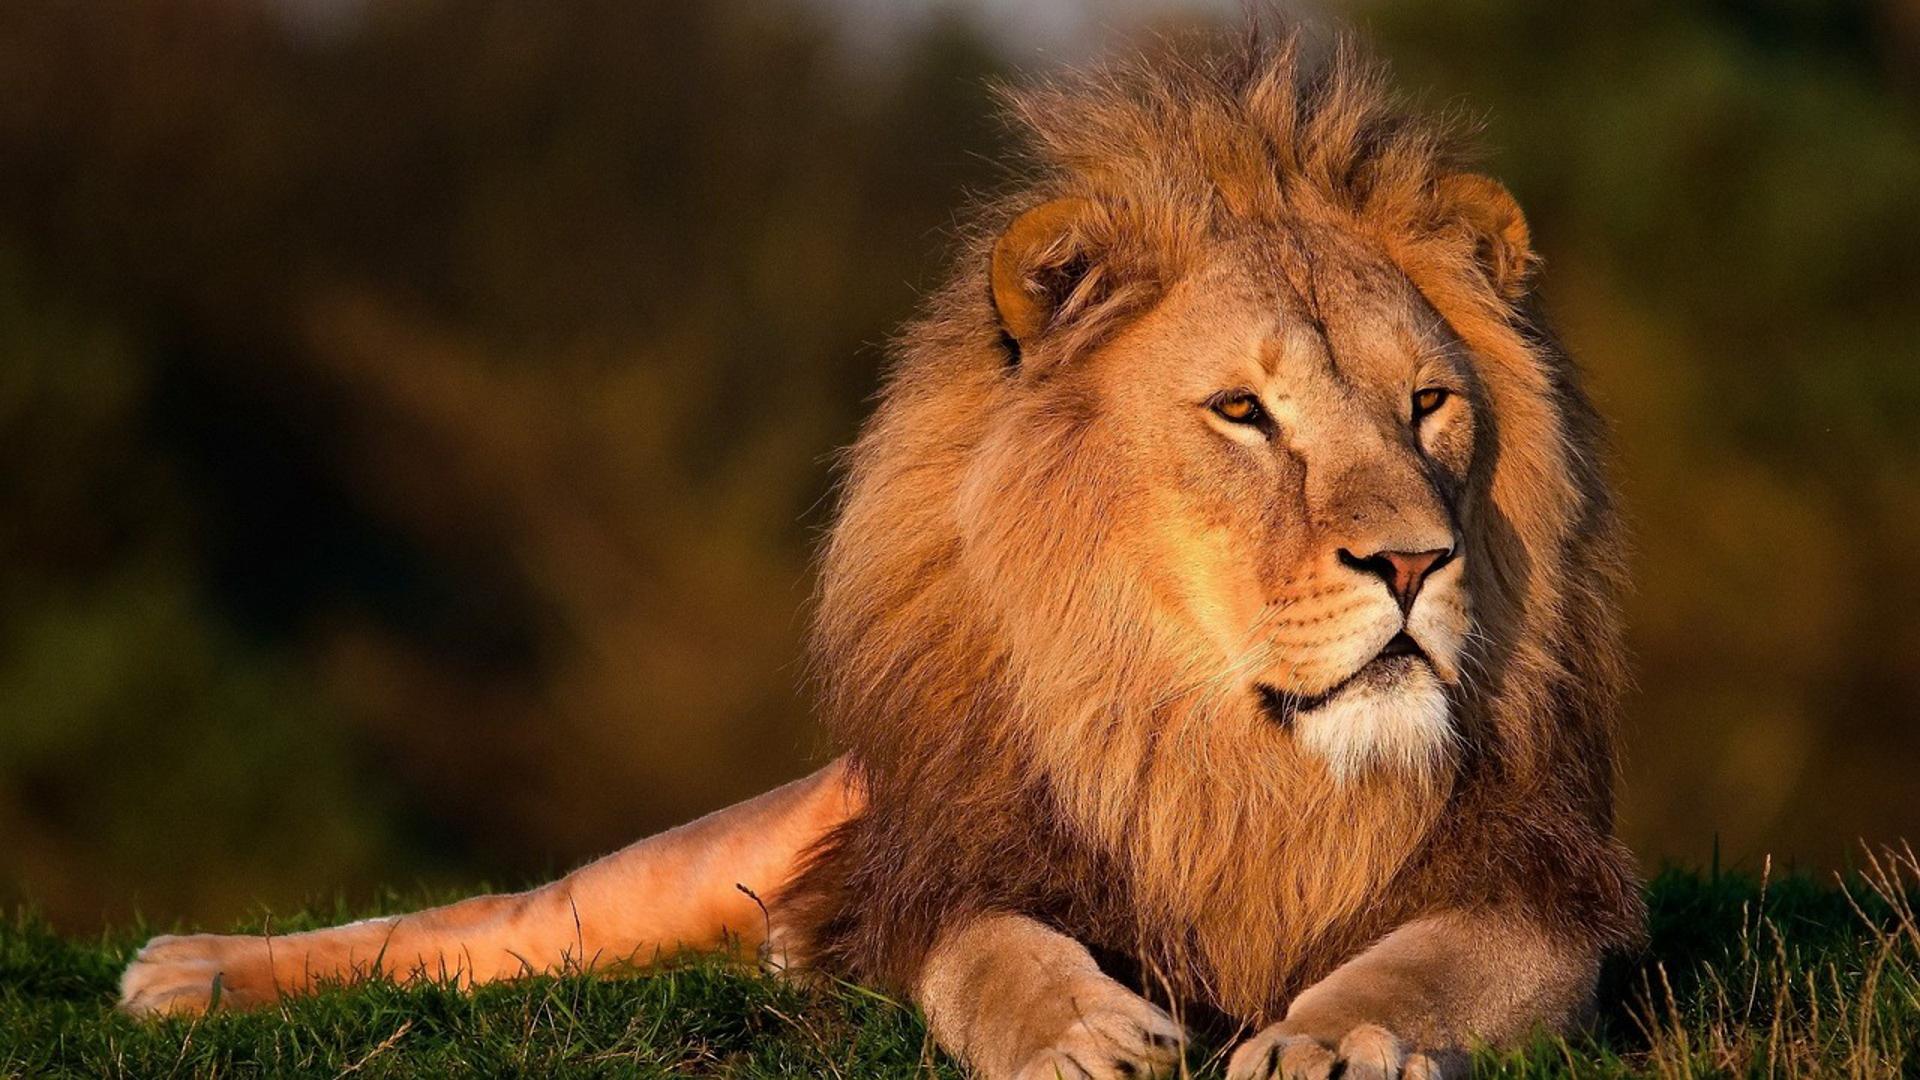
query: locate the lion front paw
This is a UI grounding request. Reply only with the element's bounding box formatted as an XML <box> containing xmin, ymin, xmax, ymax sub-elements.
<box><xmin>1008</xmin><ymin>984</ymin><xmax>1185</xmax><ymax>1080</ymax></box>
<box><xmin>119</xmin><ymin>933</ymin><xmax>284</xmax><ymax>1017</ymax></box>
<box><xmin>1226</xmin><ymin>1023</ymin><xmax>1465</xmax><ymax>1080</ymax></box>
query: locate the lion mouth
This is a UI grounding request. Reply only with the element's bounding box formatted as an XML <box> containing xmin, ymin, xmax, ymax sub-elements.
<box><xmin>1257</xmin><ymin>632</ymin><xmax>1430</xmax><ymax>728</ymax></box>
<box><xmin>1376</xmin><ymin>631</ymin><xmax>1425</xmax><ymax>660</ymax></box>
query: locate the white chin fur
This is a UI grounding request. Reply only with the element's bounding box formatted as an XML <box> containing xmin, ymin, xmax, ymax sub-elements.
<box><xmin>1295</xmin><ymin>663</ymin><xmax>1452</xmax><ymax>780</ymax></box>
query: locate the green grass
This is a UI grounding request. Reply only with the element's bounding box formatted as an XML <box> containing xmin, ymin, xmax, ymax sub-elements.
<box><xmin>6</xmin><ymin>849</ymin><xmax>1920</xmax><ymax>1078</ymax></box>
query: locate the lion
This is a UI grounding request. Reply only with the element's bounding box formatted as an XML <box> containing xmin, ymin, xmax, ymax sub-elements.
<box><xmin>119</xmin><ymin>31</ymin><xmax>1644</xmax><ymax>1080</ymax></box>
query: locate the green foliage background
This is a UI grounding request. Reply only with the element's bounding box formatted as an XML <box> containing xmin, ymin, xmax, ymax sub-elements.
<box><xmin>0</xmin><ymin>0</ymin><xmax>1916</xmax><ymax>931</ymax></box>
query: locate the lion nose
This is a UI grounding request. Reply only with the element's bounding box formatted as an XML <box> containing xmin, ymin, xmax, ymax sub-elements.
<box><xmin>1338</xmin><ymin>546</ymin><xmax>1454</xmax><ymax>613</ymax></box>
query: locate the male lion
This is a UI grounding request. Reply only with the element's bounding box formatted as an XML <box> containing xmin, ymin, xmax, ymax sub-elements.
<box><xmin>121</xmin><ymin>32</ymin><xmax>1644</xmax><ymax>1080</ymax></box>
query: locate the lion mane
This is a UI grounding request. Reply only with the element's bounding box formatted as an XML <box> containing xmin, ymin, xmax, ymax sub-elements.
<box><xmin>780</xmin><ymin>32</ymin><xmax>1643</xmax><ymax>1022</ymax></box>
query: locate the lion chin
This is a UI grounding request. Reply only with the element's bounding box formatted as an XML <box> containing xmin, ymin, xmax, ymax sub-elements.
<box><xmin>1295</xmin><ymin>659</ymin><xmax>1453</xmax><ymax>780</ymax></box>
<box><xmin>1261</xmin><ymin>650</ymin><xmax>1454</xmax><ymax>781</ymax></box>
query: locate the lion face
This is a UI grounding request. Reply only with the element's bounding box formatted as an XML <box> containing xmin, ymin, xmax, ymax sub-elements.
<box><xmin>962</xmin><ymin>224</ymin><xmax>1485</xmax><ymax>780</ymax></box>
<box><xmin>1104</xmin><ymin>240</ymin><xmax>1474</xmax><ymax>777</ymax></box>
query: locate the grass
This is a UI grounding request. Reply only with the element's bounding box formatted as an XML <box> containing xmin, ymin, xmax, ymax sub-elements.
<box><xmin>5</xmin><ymin>848</ymin><xmax>1920</xmax><ymax>1078</ymax></box>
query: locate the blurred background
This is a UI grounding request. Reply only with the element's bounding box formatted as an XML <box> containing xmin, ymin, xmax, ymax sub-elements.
<box><xmin>2</xmin><ymin>0</ymin><xmax>1917</xmax><ymax>931</ymax></box>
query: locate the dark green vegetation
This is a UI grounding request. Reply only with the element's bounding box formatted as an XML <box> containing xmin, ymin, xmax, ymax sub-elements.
<box><xmin>6</xmin><ymin>858</ymin><xmax>1919</xmax><ymax>1078</ymax></box>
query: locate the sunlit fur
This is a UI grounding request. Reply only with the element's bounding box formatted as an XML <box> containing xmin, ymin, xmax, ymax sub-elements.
<box><xmin>783</xmin><ymin>31</ymin><xmax>1643</xmax><ymax>1023</ymax></box>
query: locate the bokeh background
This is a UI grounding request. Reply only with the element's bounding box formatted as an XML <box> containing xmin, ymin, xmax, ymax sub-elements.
<box><xmin>3</xmin><ymin>0</ymin><xmax>1917</xmax><ymax>931</ymax></box>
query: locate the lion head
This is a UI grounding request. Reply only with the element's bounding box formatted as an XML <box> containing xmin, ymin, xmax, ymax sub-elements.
<box><xmin>977</xmin><ymin>197</ymin><xmax>1483</xmax><ymax>782</ymax></box>
<box><xmin>796</xmin><ymin>34</ymin><xmax>1638</xmax><ymax>1019</ymax></box>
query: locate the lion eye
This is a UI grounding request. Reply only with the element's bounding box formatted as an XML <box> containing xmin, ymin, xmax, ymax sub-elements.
<box><xmin>1412</xmin><ymin>387</ymin><xmax>1450</xmax><ymax>421</ymax></box>
<box><xmin>1210</xmin><ymin>392</ymin><xmax>1267</xmax><ymax>427</ymax></box>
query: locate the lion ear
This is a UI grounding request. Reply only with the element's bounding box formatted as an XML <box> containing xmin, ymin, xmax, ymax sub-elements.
<box><xmin>1436</xmin><ymin>174</ymin><xmax>1536</xmax><ymax>302</ymax></box>
<box><xmin>990</xmin><ymin>197</ymin><xmax>1101</xmax><ymax>355</ymax></box>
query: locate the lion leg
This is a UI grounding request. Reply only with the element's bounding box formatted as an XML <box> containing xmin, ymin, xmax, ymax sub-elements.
<box><xmin>119</xmin><ymin>758</ymin><xmax>861</xmax><ymax>1017</ymax></box>
<box><xmin>1225</xmin><ymin>910</ymin><xmax>1597</xmax><ymax>1080</ymax></box>
<box><xmin>915</xmin><ymin>914</ymin><xmax>1186</xmax><ymax>1080</ymax></box>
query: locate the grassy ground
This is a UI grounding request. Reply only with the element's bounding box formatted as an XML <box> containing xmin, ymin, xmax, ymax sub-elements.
<box><xmin>5</xmin><ymin>849</ymin><xmax>1919</xmax><ymax>1078</ymax></box>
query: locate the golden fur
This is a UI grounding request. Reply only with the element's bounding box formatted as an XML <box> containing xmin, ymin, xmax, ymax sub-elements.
<box><xmin>783</xmin><ymin>30</ymin><xmax>1641</xmax><ymax>1022</ymax></box>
